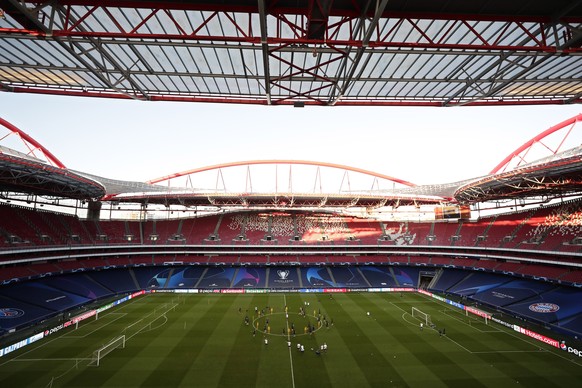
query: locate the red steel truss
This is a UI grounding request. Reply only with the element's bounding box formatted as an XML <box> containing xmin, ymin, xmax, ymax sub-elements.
<box><xmin>147</xmin><ymin>160</ymin><xmax>416</xmax><ymax>188</ymax></box>
<box><xmin>491</xmin><ymin>114</ymin><xmax>582</xmax><ymax>175</ymax></box>
<box><xmin>0</xmin><ymin>117</ymin><xmax>66</xmax><ymax>168</ymax></box>
<box><xmin>0</xmin><ymin>0</ymin><xmax>581</xmax><ymax>106</ymax></box>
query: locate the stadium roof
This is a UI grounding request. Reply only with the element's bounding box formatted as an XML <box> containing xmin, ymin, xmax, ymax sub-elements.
<box><xmin>1</xmin><ymin>0</ymin><xmax>582</xmax><ymax>106</ymax></box>
<box><xmin>0</xmin><ymin>147</ymin><xmax>106</xmax><ymax>199</ymax></box>
<box><xmin>2</xmin><ymin>113</ymin><xmax>582</xmax><ymax>207</ymax></box>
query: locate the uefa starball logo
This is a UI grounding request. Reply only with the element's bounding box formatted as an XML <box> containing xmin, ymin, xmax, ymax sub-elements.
<box><xmin>0</xmin><ymin>308</ymin><xmax>25</xmax><ymax>319</ymax></box>
<box><xmin>529</xmin><ymin>303</ymin><xmax>560</xmax><ymax>313</ymax></box>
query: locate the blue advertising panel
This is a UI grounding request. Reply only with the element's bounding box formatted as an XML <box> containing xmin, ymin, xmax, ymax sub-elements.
<box><xmin>197</xmin><ymin>267</ymin><xmax>236</xmax><ymax>288</ymax></box>
<box><xmin>328</xmin><ymin>267</ymin><xmax>367</xmax><ymax>288</ymax></box>
<box><xmin>504</xmin><ymin>286</ymin><xmax>582</xmax><ymax>324</ymax></box>
<box><xmin>0</xmin><ymin>295</ymin><xmax>53</xmax><ymax>331</ymax></box>
<box><xmin>267</xmin><ymin>267</ymin><xmax>300</xmax><ymax>288</ymax></box>
<box><xmin>558</xmin><ymin>312</ymin><xmax>582</xmax><ymax>335</ymax></box>
<box><xmin>359</xmin><ymin>266</ymin><xmax>397</xmax><ymax>287</ymax></box>
<box><xmin>471</xmin><ymin>279</ymin><xmax>555</xmax><ymax>307</ymax></box>
<box><xmin>448</xmin><ymin>272</ymin><xmax>513</xmax><ymax>297</ymax></box>
<box><xmin>393</xmin><ymin>267</ymin><xmax>422</xmax><ymax>287</ymax></box>
<box><xmin>40</xmin><ymin>273</ymin><xmax>112</xmax><ymax>299</ymax></box>
<box><xmin>0</xmin><ymin>281</ymin><xmax>90</xmax><ymax>312</ymax></box>
<box><xmin>232</xmin><ymin>267</ymin><xmax>267</xmax><ymax>288</ymax></box>
<box><xmin>430</xmin><ymin>269</ymin><xmax>470</xmax><ymax>293</ymax></box>
<box><xmin>163</xmin><ymin>267</ymin><xmax>206</xmax><ymax>289</ymax></box>
<box><xmin>88</xmin><ymin>269</ymin><xmax>139</xmax><ymax>293</ymax></box>
<box><xmin>300</xmin><ymin>267</ymin><xmax>335</xmax><ymax>288</ymax></box>
<box><xmin>133</xmin><ymin>267</ymin><xmax>172</xmax><ymax>289</ymax></box>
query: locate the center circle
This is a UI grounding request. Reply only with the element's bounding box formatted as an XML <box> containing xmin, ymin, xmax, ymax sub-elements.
<box><xmin>252</xmin><ymin>312</ymin><xmax>326</xmax><ymax>336</ymax></box>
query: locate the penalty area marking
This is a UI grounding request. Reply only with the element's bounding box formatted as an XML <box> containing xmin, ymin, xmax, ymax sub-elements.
<box><xmin>64</xmin><ymin>313</ymin><xmax>128</xmax><ymax>339</ymax></box>
<box><xmin>393</xmin><ymin>297</ymin><xmax>573</xmax><ymax>360</ymax></box>
<box><xmin>390</xmin><ymin>302</ymin><xmax>476</xmax><ymax>355</ymax></box>
<box><xmin>438</xmin><ymin>309</ymin><xmax>499</xmax><ymax>334</ymax></box>
<box><xmin>0</xmin><ymin>295</ymin><xmax>146</xmax><ymax>368</ymax></box>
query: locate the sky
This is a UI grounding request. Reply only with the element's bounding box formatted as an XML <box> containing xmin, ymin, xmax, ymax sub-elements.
<box><xmin>0</xmin><ymin>92</ymin><xmax>581</xmax><ymax>189</ymax></box>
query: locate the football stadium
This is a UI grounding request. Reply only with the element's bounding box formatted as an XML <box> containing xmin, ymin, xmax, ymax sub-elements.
<box><xmin>1</xmin><ymin>1</ymin><xmax>582</xmax><ymax>387</ymax></box>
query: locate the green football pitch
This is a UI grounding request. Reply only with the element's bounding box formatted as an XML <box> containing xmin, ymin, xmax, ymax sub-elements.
<box><xmin>1</xmin><ymin>292</ymin><xmax>580</xmax><ymax>387</ymax></box>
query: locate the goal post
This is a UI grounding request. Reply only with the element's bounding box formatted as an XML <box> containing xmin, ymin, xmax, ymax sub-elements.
<box><xmin>89</xmin><ymin>335</ymin><xmax>126</xmax><ymax>367</ymax></box>
<box><xmin>465</xmin><ymin>306</ymin><xmax>490</xmax><ymax>325</ymax></box>
<box><xmin>411</xmin><ymin>307</ymin><xmax>432</xmax><ymax>326</ymax></box>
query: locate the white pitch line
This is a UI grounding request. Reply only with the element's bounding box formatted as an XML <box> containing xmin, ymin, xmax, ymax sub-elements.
<box><xmin>390</xmin><ymin>302</ymin><xmax>474</xmax><ymax>354</ymax></box>
<box><xmin>471</xmin><ymin>350</ymin><xmax>546</xmax><ymax>354</ymax></box>
<box><xmin>9</xmin><ymin>358</ymin><xmax>92</xmax><ymax>362</ymax></box>
<box><xmin>283</xmin><ymin>294</ymin><xmax>296</xmax><ymax>388</ymax></box>
<box><xmin>0</xmin><ymin>294</ymin><xmax>148</xmax><ymax>368</ymax></box>
<box><xmin>64</xmin><ymin>313</ymin><xmax>128</xmax><ymax>338</ymax></box>
<box><xmin>414</xmin><ymin>293</ymin><xmax>582</xmax><ymax>366</ymax></box>
<box><xmin>438</xmin><ymin>308</ymin><xmax>499</xmax><ymax>333</ymax></box>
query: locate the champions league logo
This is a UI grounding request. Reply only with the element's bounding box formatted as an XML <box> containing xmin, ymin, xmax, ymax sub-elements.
<box><xmin>528</xmin><ymin>303</ymin><xmax>560</xmax><ymax>313</ymax></box>
<box><xmin>274</xmin><ymin>269</ymin><xmax>292</xmax><ymax>284</ymax></box>
<box><xmin>0</xmin><ymin>308</ymin><xmax>24</xmax><ymax>319</ymax></box>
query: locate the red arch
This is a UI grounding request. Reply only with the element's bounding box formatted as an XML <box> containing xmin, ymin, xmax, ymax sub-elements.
<box><xmin>490</xmin><ymin>114</ymin><xmax>582</xmax><ymax>175</ymax></box>
<box><xmin>147</xmin><ymin>160</ymin><xmax>416</xmax><ymax>187</ymax></box>
<box><xmin>0</xmin><ymin>117</ymin><xmax>66</xmax><ymax>169</ymax></box>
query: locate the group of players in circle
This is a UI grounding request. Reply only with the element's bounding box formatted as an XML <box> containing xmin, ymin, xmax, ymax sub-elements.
<box><xmin>239</xmin><ymin>301</ymin><xmax>333</xmax><ymax>355</ymax></box>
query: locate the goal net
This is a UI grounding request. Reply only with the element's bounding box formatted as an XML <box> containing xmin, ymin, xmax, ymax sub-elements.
<box><xmin>411</xmin><ymin>307</ymin><xmax>432</xmax><ymax>326</ymax></box>
<box><xmin>89</xmin><ymin>335</ymin><xmax>126</xmax><ymax>367</ymax></box>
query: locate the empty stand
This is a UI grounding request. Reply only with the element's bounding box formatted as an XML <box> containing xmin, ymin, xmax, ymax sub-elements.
<box><xmin>296</xmin><ymin>255</ymin><xmax>326</xmax><ymax>264</ymax></box>
<box><xmin>457</xmin><ymin>220</ymin><xmax>491</xmax><ymax>247</ymax></box>
<box><xmin>479</xmin><ymin>212</ymin><xmax>527</xmax><ymax>247</ymax></box>
<box><xmin>0</xmin><ymin>205</ymin><xmax>39</xmax><ymax>245</ymax></box>
<box><xmin>81</xmin><ymin>257</ymin><xmax>111</xmax><ymax>269</ymax></box>
<box><xmin>408</xmin><ymin>256</ymin><xmax>431</xmax><ymax>265</ymax></box>
<box><xmin>471</xmin><ymin>259</ymin><xmax>499</xmax><ymax>270</ymax></box>
<box><xmin>240</xmin><ymin>213</ymin><xmax>270</xmax><ymax>243</ymax></box>
<box><xmin>344</xmin><ymin>218</ymin><xmax>383</xmax><ymax>243</ymax></box>
<box><xmin>181</xmin><ymin>256</ymin><xmax>209</xmax><ymax>264</ymax></box>
<box><xmin>217</xmin><ymin>213</ymin><xmax>246</xmax><ymax>242</ymax></box>
<box><xmin>239</xmin><ymin>255</ymin><xmax>269</xmax><ymax>264</ymax></box>
<box><xmin>209</xmin><ymin>256</ymin><xmax>239</xmax><ymax>264</ymax></box>
<box><xmin>560</xmin><ymin>270</ymin><xmax>582</xmax><ymax>284</ymax></box>
<box><xmin>125</xmin><ymin>221</ymin><xmax>142</xmax><ymax>243</ymax></box>
<box><xmin>495</xmin><ymin>261</ymin><xmax>526</xmax><ymax>274</ymax></box>
<box><xmin>0</xmin><ymin>266</ymin><xmax>36</xmax><ymax>282</ymax></box>
<box><xmin>523</xmin><ymin>201</ymin><xmax>582</xmax><ymax>250</ymax></box>
<box><xmin>94</xmin><ymin>220</ymin><xmax>127</xmax><ymax>244</ymax></box>
<box><xmin>430</xmin><ymin>221</ymin><xmax>460</xmax><ymax>246</ymax></box>
<box><xmin>430</xmin><ymin>257</ymin><xmax>452</xmax><ymax>266</ymax></box>
<box><xmin>270</xmin><ymin>213</ymin><xmax>297</xmax><ymax>242</ymax></box>
<box><xmin>181</xmin><ymin>216</ymin><xmax>218</xmax><ymax>243</ymax></box>
<box><xmin>517</xmin><ymin>263</ymin><xmax>569</xmax><ymax>280</ymax></box>
<box><xmin>29</xmin><ymin>262</ymin><xmax>62</xmax><ymax>276</ymax></box>
<box><xmin>56</xmin><ymin>260</ymin><xmax>85</xmax><ymax>272</ymax></box>
<box><xmin>130</xmin><ymin>256</ymin><xmax>155</xmax><ymax>265</ymax></box>
<box><xmin>451</xmin><ymin>257</ymin><xmax>479</xmax><ymax>267</ymax></box>
<box><xmin>148</xmin><ymin>219</ymin><xmax>181</xmax><ymax>243</ymax></box>
<box><xmin>327</xmin><ymin>255</ymin><xmax>353</xmax><ymax>264</ymax></box>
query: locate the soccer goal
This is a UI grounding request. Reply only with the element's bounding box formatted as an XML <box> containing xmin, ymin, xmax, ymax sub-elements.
<box><xmin>89</xmin><ymin>335</ymin><xmax>126</xmax><ymax>367</ymax></box>
<box><xmin>411</xmin><ymin>307</ymin><xmax>432</xmax><ymax>326</ymax></box>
